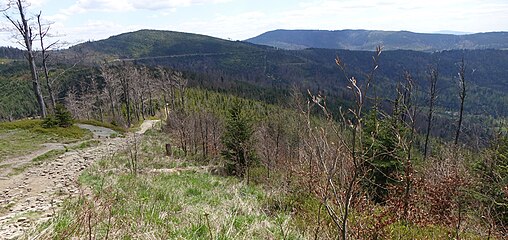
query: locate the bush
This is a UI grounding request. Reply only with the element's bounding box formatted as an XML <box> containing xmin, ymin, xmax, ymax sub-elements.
<box><xmin>42</xmin><ymin>105</ymin><xmax>73</xmax><ymax>129</ymax></box>
<box><xmin>474</xmin><ymin>136</ymin><xmax>508</xmax><ymax>229</ymax></box>
<box><xmin>42</xmin><ymin>115</ymin><xmax>58</xmax><ymax>128</ymax></box>
<box><xmin>55</xmin><ymin>104</ymin><xmax>73</xmax><ymax>128</ymax></box>
<box><xmin>363</xmin><ymin>111</ymin><xmax>405</xmax><ymax>203</ymax></box>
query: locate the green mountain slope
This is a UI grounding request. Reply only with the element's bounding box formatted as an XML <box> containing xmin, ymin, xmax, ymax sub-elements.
<box><xmin>69</xmin><ymin>29</ymin><xmax>265</xmax><ymax>59</ymax></box>
<box><xmin>246</xmin><ymin>29</ymin><xmax>508</xmax><ymax>51</ymax></box>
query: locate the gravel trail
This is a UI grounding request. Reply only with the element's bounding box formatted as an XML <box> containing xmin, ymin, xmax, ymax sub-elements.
<box><xmin>0</xmin><ymin>120</ymin><xmax>159</xmax><ymax>239</ymax></box>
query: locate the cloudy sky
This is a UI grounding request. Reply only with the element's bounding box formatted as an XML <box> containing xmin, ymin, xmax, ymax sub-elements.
<box><xmin>1</xmin><ymin>0</ymin><xmax>507</xmax><ymax>47</ymax></box>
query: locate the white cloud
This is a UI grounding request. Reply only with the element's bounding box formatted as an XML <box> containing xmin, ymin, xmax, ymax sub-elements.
<box><xmin>131</xmin><ymin>0</ymin><xmax>232</xmax><ymax>10</ymax></box>
<box><xmin>27</xmin><ymin>0</ymin><xmax>48</xmax><ymax>8</ymax></box>
<box><xmin>65</xmin><ymin>0</ymin><xmax>132</xmax><ymax>14</ymax></box>
<box><xmin>64</xmin><ymin>0</ymin><xmax>232</xmax><ymax>13</ymax></box>
<box><xmin>56</xmin><ymin>20</ymin><xmax>145</xmax><ymax>45</ymax></box>
<box><xmin>174</xmin><ymin>11</ymin><xmax>272</xmax><ymax>40</ymax></box>
<box><xmin>2</xmin><ymin>0</ymin><xmax>508</xmax><ymax>47</ymax></box>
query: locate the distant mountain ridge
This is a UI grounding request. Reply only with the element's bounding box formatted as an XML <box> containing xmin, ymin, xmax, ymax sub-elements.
<box><xmin>246</xmin><ymin>29</ymin><xmax>508</xmax><ymax>51</ymax></box>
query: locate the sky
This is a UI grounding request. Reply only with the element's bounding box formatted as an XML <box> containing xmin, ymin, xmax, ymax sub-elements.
<box><xmin>1</xmin><ymin>0</ymin><xmax>507</xmax><ymax>48</ymax></box>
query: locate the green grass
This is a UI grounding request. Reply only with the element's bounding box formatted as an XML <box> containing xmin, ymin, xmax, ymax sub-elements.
<box><xmin>71</xmin><ymin>139</ymin><xmax>101</xmax><ymax>150</ymax></box>
<box><xmin>0</xmin><ymin>119</ymin><xmax>91</xmax><ymax>139</ymax></box>
<box><xmin>387</xmin><ymin>222</ymin><xmax>489</xmax><ymax>240</ymax></box>
<box><xmin>39</xmin><ymin>124</ymin><xmax>303</xmax><ymax>239</ymax></box>
<box><xmin>32</xmin><ymin>149</ymin><xmax>66</xmax><ymax>163</ymax></box>
<box><xmin>0</xmin><ymin>119</ymin><xmax>91</xmax><ymax>162</ymax></box>
<box><xmin>50</xmin><ymin>170</ymin><xmax>302</xmax><ymax>239</ymax></box>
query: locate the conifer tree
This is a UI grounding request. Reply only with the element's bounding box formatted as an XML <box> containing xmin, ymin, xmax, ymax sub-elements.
<box><xmin>221</xmin><ymin>101</ymin><xmax>255</xmax><ymax>178</ymax></box>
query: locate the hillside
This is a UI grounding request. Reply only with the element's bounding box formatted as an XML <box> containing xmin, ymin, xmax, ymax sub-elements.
<box><xmin>69</xmin><ymin>29</ymin><xmax>266</xmax><ymax>59</ymax></box>
<box><xmin>246</xmin><ymin>29</ymin><xmax>508</xmax><ymax>51</ymax></box>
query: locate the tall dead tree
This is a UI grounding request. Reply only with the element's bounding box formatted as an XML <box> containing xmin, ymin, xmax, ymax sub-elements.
<box><xmin>454</xmin><ymin>58</ymin><xmax>466</xmax><ymax>145</ymax></box>
<box><xmin>100</xmin><ymin>62</ymin><xmax>119</xmax><ymax>121</ymax></box>
<box><xmin>5</xmin><ymin>0</ymin><xmax>47</xmax><ymax>118</ymax></box>
<box><xmin>424</xmin><ymin>66</ymin><xmax>438</xmax><ymax>160</ymax></box>
<box><xmin>36</xmin><ymin>11</ymin><xmax>58</xmax><ymax>111</ymax></box>
<box><xmin>305</xmin><ymin>46</ymin><xmax>382</xmax><ymax>239</ymax></box>
<box><xmin>119</xmin><ymin>63</ymin><xmax>132</xmax><ymax>127</ymax></box>
<box><xmin>399</xmin><ymin>72</ymin><xmax>418</xmax><ymax>221</ymax></box>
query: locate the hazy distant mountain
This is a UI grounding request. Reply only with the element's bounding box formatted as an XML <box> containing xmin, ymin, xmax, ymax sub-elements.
<box><xmin>246</xmin><ymin>29</ymin><xmax>508</xmax><ymax>51</ymax></box>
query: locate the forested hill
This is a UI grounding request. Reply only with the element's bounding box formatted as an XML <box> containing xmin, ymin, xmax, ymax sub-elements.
<box><xmin>68</xmin><ymin>29</ymin><xmax>266</xmax><ymax>59</ymax></box>
<box><xmin>0</xmin><ymin>47</ymin><xmax>24</xmax><ymax>60</ymax></box>
<box><xmin>246</xmin><ymin>29</ymin><xmax>508</xmax><ymax>51</ymax></box>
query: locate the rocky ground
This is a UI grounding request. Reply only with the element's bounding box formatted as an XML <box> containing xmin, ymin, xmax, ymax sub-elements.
<box><xmin>0</xmin><ymin>120</ymin><xmax>159</xmax><ymax>240</ymax></box>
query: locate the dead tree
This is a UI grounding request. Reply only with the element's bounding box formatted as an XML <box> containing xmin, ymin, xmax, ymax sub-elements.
<box><xmin>454</xmin><ymin>58</ymin><xmax>466</xmax><ymax>145</ymax></box>
<box><xmin>36</xmin><ymin>11</ymin><xmax>58</xmax><ymax>111</ymax></box>
<box><xmin>398</xmin><ymin>72</ymin><xmax>418</xmax><ymax>222</ymax></box>
<box><xmin>119</xmin><ymin>63</ymin><xmax>132</xmax><ymax>127</ymax></box>
<box><xmin>5</xmin><ymin>0</ymin><xmax>47</xmax><ymax>118</ymax></box>
<box><xmin>424</xmin><ymin>66</ymin><xmax>438</xmax><ymax>160</ymax></box>
<box><xmin>306</xmin><ymin>46</ymin><xmax>382</xmax><ymax>240</ymax></box>
<box><xmin>100</xmin><ymin>62</ymin><xmax>119</xmax><ymax>122</ymax></box>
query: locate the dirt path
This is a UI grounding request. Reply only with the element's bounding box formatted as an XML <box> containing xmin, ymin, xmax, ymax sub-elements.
<box><xmin>0</xmin><ymin>120</ymin><xmax>160</xmax><ymax>240</ymax></box>
<box><xmin>0</xmin><ymin>124</ymin><xmax>120</xmax><ymax>178</ymax></box>
<box><xmin>0</xmin><ymin>143</ymin><xmax>66</xmax><ymax>178</ymax></box>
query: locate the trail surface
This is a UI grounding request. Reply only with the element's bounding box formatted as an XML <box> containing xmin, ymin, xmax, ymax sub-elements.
<box><xmin>0</xmin><ymin>120</ymin><xmax>160</xmax><ymax>240</ymax></box>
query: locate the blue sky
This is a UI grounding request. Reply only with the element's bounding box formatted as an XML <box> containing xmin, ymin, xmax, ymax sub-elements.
<box><xmin>1</xmin><ymin>0</ymin><xmax>507</xmax><ymax>47</ymax></box>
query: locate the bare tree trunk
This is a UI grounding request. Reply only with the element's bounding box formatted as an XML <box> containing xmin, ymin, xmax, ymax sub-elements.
<box><xmin>401</xmin><ymin>72</ymin><xmax>417</xmax><ymax>222</ymax></box>
<box><xmin>7</xmin><ymin>0</ymin><xmax>47</xmax><ymax>118</ymax></box>
<box><xmin>424</xmin><ymin>67</ymin><xmax>438</xmax><ymax>160</ymax></box>
<box><xmin>140</xmin><ymin>93</ymin><xmax>146</xmax><ymax>120</ymax></box>
<box><xmin>119</xmin><ymin>64</ymin><xmax>132</xmax><ymax>127</ymax></box>
<box><xmin>37</xmin><ymin>12</ymin><xmax>56</xmax><ymax>111</ymax></box>
<box><xmin>454</xmin><ymin>58</ymin><xmax>466</xmax><ymax>145</ymax></box>
<box><xmin>96</xmin><ymin>95</ymin><xmax>103</xmax><ymax>122</ymax></box>
<box><xmin>107</xmin><ymin>88</ymin><xmax>116</xmax><ymax>121</ymax></box>
<box><xmin>148</xmin><ymin>89</ymin><xmax>154</xmax><ymax>116</ymax></box>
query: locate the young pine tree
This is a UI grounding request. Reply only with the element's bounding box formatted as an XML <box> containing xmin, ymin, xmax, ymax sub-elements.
<box><xmin>221</xmin><ymin>101</ymin><xmax>255</xmax><ymax>178</ymax></box>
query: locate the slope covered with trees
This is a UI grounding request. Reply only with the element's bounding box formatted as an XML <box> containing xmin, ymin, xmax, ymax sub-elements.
<box><xmin>68</xmin><ymin>29</ymin><xmax>266</xmax><ymax>59</ymax></box>
<box><xmin>247</xmin><ymin>29</ymin><xmax>508</xmax><ymax>51</ymax></box>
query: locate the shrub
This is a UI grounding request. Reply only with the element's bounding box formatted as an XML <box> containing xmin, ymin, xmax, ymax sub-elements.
<box><xmin>55</xmin><ymin>104</ymin><xmax>73</xmax><ymax>128</ymax></box>
<box><xmin>363</xmin><ymin>111</ymin><xmax>405</xmax><ymax>203</ymax></box>
<box><xmin>474</xmin><ymin>136</ymin><xmax>508</xmax><ymax>230</ymax></box>
<box><xmin>42</xmin><ymin>115</ymin><xmax>58</xmax><ymax>128</ymax></box>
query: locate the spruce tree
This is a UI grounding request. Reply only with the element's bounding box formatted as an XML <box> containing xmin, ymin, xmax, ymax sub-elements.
<box><xmin>221</xmin><ymin>101</ymin><xmax>254</xmax><ymax>178</ymax></box>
